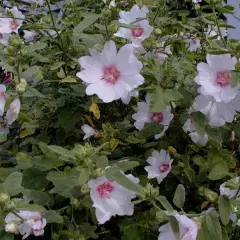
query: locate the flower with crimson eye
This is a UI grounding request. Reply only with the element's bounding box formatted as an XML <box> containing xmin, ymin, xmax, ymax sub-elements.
<box><xmin>132</xmin><ymin>95</ymin><xmax>174</xmax><ymax>139</ymax></box>
<box><xmin>114</xmin><ymin>5</ymin><xmax>153</xmax><ymax>52</ymax></box>
<box><xmin>76</xmin><ymin>41</ymin><xmax>144</xmax><ymax>103</ymax></box>
<box><xmin>195</xmin><ymin>54</ymin><xmax>238</xmax><ymax>103</ymax></box>
<box><xmin>0</xmin><ymin>7</ymin><xmax>25</xmax><ymax>34</ymax></box>
<box><xmin>88</xmin><ymin>174</ymin><xmax>139</xmax><ymax>224</ymax></box>
<box><xmin>144</xmin><ymin>149</ymin><xmax>173</xmax><ymax>184</ymax></box>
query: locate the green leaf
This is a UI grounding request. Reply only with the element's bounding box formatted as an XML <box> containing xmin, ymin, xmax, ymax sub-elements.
<box><xmin>21</xmin><ymin>189</ymin><xmax>50</xmax><ymax>206</ymax></box>
<box><xmin>190</xmin><ymin>112</ymin><xmax>208</xmax><ymax>137</ymax></box>
<box><xmin>218</xmin><ymin>196</ymin><xmax>231</xmax><ymax>225</ymax></box>
<box><xmin>150</xmin><ymin>87</ymin><xmax>182</xmax><ymax>112</ymax></box>
<box><xmin>169</xmin><ymin>216</ymin><xmax>180</xmax><ymax>240</ymax></box>
<box><xmin>117</xmin><ymin>160</ymin><xmax>139</xmax><ymax>172</ymax></box>
<box><xmin>208</xmin><ymin>50</ymin><xmax>232</xmax><ymax>55</ymax></box>
<box><xmin>50</xmin><ymin>61</ymin><xmax>66</xmax><ymax>71</ymax></box>
<box><xmin>43</xmin><ymin>210</ymin><xmax>63</xmax><ymax>224</ymax></box>
<box><xmin>105</xmin><ymin>167</ymin><xmax>141</xmax><ymax>192</ymax></box>
<box><xmin>206</xmin><ymin>212</ymin><xmax>223</xmax><ymax>240</ymax></box>
<box><xmin>155</xmin><ymin>196</ymin><xmax>174</xmax><ymax>212</ymax></box>
<box><xmin>136</xmin><ymin>122</ymin><xmax>164</xmax><ymax>139</ymax></box>
<box><xmin>208</xmin><ymin>164</ymin><xmax>229</xmax><ymax>180</ymax></box>
<box><xmin>0</xmin><ymin>230</ymin><xmax>14</xmax><ymax>240</ymax></box>
<box><xmin>173</xmin><ymin>184</ymin><xmax>185</xmax><ymax>208</ymax></box>
<box><xmin>60</xmin><ymin>76</ymin><xmax>77</xmax><ymax>83</ymax></box>
<box><xmin>22</xmin><ymin>168</ymin><xmax>49</xmax><ymax>189</ymax></box>
<box><xmin>206</xmin><ymin>126</ymin><xmax>222</xmax><ymax>147</ymax></box>
<box><xmin>46</xmin><ymin>168</ymin><xmax>80</xmax><ymax>197</ymax></box>
<box><xmin>14</xmin><ymin>200</ymin><xmax>45</xmax><ymax>211</ymax></box>
<box><xmin>74</xmin><ymin>13</ymin><xmax>100</xmax><ymax>32</ymax></box>
<box><xmin>230</xmin><ymin>71</ymin><xmax>240</xmax><ymax>88</ymax></box>
<box><xmin>4</xmin><ymin>172</ymin><xmax>24</xmax><ymax>196</ymax></box>
<box><xmin>76</xmin><ymin>167</ymin><xmax>89</xmax><ymax>185</ymax></box>
<box><xmin>48</xmin><ymin>145</ymin><xmax>76</xmax><ymax>161</ymax></box>
<box><xmin>21</xmin><ymin>66</ymin><xmax>43</xmax><ymax>81</ymax></box>
<box><xmin>95</xmin><ymin>155</ymin><xmax>108</xmax><ymax>168</ymax></box>
<box><xmin>23</xmin><ymin>86</ymin><xmax>45</xmax><ymax>98</ymax></box>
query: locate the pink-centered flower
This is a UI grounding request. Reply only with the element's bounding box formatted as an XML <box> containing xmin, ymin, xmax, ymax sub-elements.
<box><xmin>115</xmin><ymin>5</ymin><xmax>153</xmax><ymax>48</ymax></box>
<box><xmin>184</xmin><ymin>37</ymin><xmax>201</xmax><ymax>52</ymax></box>
<box><xmin>76</xmin><ymin>41</ymin><xmax>144</xmax><ymax>103</ymax></box>
<box><xmin>88</xmin><ymin>174</ymin><xmax>139</xmax><ymax>224</ymax></box>
<box><xmin>193</xmin><ymin>93</ymin><xmax>240</xmax><ymax>127</ymax></box>
<box><xmin>145</xmin><ymin>149</ymin><xmax>173</xmax><ymax>184</ymax></box>
<box><xmin>0</xmin><ymin>7</ymin><xmax>25</xmax><ymax>34</ymax></box>
<box><xmin>195</xmin><ymin>54</ymin><xmax>238</xmax><ymax>103</ymax></box>
<box><xmin>132</xmin><ymin>95</ymin><xmax>173</xmax><ymax>139</ymax></box>
<box><xmin>158</xmin><ymin>214</ymin><xmax>200</xmax><ymax>240</ymax></box>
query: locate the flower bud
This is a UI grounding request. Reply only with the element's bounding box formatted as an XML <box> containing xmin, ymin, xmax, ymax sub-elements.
<box><xmin>225</xmin><ymin>178</ymin><xmax>239</xmax><ymax>190</ymax></box>
<box><xmin>81</xmin><ymin>183</ymin><xmax>90</xmax><ymax>194</ymax></box>
<box><xmin>9</xmin><ymin>35</ymin><xmax>22</xmax><ymax>48</ymax></box>
<box><xmin>154</xmin><ymin>28</ymin><xmax>162</xmax><ymax>36</ymax></box>
<box><xmin>194</xmin><ymin>3</ymin><xmax>201</xmax><ymax>10</ymax></box>
<box><xmin>20</xmin><ymin>48</ymin><xmax>28</xmax><ymax>56</ymax></box>
<box><xmin>71</xmin><ymin>198</ymin><xmax>79</xmax><ymax>207</ymax></box>
<box><xmin>94</xmin><ymin>168</ymin><xmax>104</xmax><ymax>177</ymax></box>
<box><xmin>4</xmin><ymin>200</ymin><xmax>15</xmax><ymax>211</ymax></box>
<box><xmin>102</xmin><ymin>9</ymin><xmax>111</xmax><ymax>18</ymax></box>
<box><xmin>0</xmin><ymin>193</ymin><xmax>9</xmax><ymax>203</ymax></box>
<box><xmin>168</xmin><ymin>146</ymin><xmax>177</xmax><ymax>154</ymax></box>
<box><xmin>140</xmin><ymin>183</ymin><xmax>159</xmax><ymax>200</ymax></box>
<box><xmin>156</xmin><ymin>211</ymin><xmax>168</xmax><ymax>223</ymax></box>
<box><xmin>5</xmin><ymin>221</ymin><xmax>18</xmax><ymax>234</ymax></box>
<box><xmin>16</xmin><ymin>78</ymin><xmax>27</xmax><ymax>93</ymax></box>
<box><xmin>198</xmin><ymin>187</ymin><xmax>218</xmax><ymax>203</ymax></box>
<box><xmin>7</xmin><ymin>46</ymin><xmax>16</xmax><ymax>55</ymax></box>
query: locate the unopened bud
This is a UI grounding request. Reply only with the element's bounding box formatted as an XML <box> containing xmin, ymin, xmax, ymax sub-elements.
<box><xmin>71</xmin><ymin>198</ymin><xmax>79</xmax><ymax>206</ymax></box>
<box><xmin>226</xmin><ymin>178</ymin><xmax>239</xmax><ymax>190</ymax></box>
<box><xmin>81</xmin><ymin>183</ymin><xmax>90</xmax><ymax>194</ymax></box>
<box><xmin>5</xmin><ymin>222</ymin><xmax>18</xmax><ymax>234</ymax></box>
<box><xmin>16</xmin><ymin>78</ymin><xmax>27</xmax><ymax>93</ymax></box>
<box><xmin>4</xmin><ymin>201</ymin><xmax>15</xmax><ymax>211</ymax></box>
<box><xmin>168</xmin><ymin>146</ymin><xmax>177</xmax><ymax>154</ymax></box>
<box><xmin>0</xmin><ymin>193</ymin><xmax>9</xmax><ymax>203</ymax></box>
<box><xmin>156</xmin><ymin>211</ymin><xmax>168</xmax><ymax>223</ymax></box>
<box><xmin>194</xmin><ymin>3</ymin><xmax>201</xmax><ymax>10</ymax></box>
<box><xmin>198</xmin><ymin>187</ymin><xmax>218</xmax><ymax>203</ymax></box>
<box><xmin>95</xmin><ymin>168</ymin><xmax>104</xmax><ymax>177</ymax></box>
<box><xmin>154</xmin><ymin>28</ymin><xmax>162</xmax><ymax>36</ymax></box>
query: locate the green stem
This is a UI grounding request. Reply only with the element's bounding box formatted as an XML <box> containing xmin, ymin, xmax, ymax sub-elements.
<box><xmin>11</xmin><ymin>211</ymin><xmax>25</xmax><ymax>222</ymax></box>
<box><xmin>152</xmin><ymin>3</ymin><xmax>161</xmax><ymax>24</ymax></box>
<box><xmin>104</xmin><ymin>19</ymin><xmax>110</xmax><ymax>41</ymax></box>
<box><xmin>213</xmin><ymin>7</ymin><xmax>227</xmax><ymax>48</ymax></box>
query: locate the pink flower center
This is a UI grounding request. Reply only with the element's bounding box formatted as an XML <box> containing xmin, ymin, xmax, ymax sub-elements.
<box><xmin>97</xmin><ymin>181</ymin><xmax>114</xmax><ymax>198</ymax></box>
<box><xmin>151</xmin><ymin>112</ymin><xmax>164</xmax><ymax>123</ymax></box>
<box><xmin>131</xmin><ymin>27</ymin><xmax>144</xmax><ymax>38</ymax></box>
<box><xmin>159</xmin><ymin>164</ymin><xmax>169</xmax><ymax>173</ymax></box>
<box><xmin>216</xmin><ymin>71</ymin><xmax>231</xmax><ymax>87</ymax></box>
<box><xmin>103</xmin><ymin>65</ymin><xmax>120</xmax><ymax>84</ymax></box>
<box><xmin>10</xmin><ymin>21</ymin><xmax>19</xmax><ymax>30</ymax></box>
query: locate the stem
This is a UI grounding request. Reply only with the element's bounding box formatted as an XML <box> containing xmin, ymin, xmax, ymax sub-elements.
<box><xmin>16</xmin><ymin>60</ymin><xmax>21</xmax><ymax>82</ymax></box>
<box><xmin>11</xmin><ymin>211</ymin><xmax>25</xmax><ymax>222</ymax></box>
<box><xmin>104</xmin><ymin>19</ymin><xmax>110</xmax><ymax>41</ymax></box>
<box><xmin>212</xmin><ymin>6</ymin><xmax>227</xmax><ymax>48</ymax></box>
<box><xmin>152</xmin><ymin>4</ymin><xmax>161</xmax><ymax>24</ymax></box>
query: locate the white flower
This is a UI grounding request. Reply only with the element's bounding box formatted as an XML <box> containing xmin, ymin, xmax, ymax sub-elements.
<box><xmin>0</xmin><ymin>33</ymin><xmax>10</xmax><ymax>46</ymax></box>
<box><xmin>193</xmin><ymin>93</ymin><xmax>240</xmax><ymax>127</ymax></box>
<box><xmin>230</xmin><ymin>211</ymin><xmax>240</xmax><ymax>226</ymax></box>
<box><xmin>18</xmin><ymin>211</ymin><xmax>46</xmax><ymax>239</ymax></box>
<box><xmin>220</xmin><ymin>177</ymin><xmax>240</xmax><ymax>199</ymax></box>
<box><xmin>145</xmin><ymin>149</ymin><xmax>173</xmax><ymax>184</ymax></box>
<box><xmin>184</xmin><ymin>37</ymin><xmax>201</xmax><ymax>52</ymax></box>
<box><xmin>132</xmin><ymin>95</ymin><xmax>173</xmax><ymax>139</ymax></box>
<box><xmin>76</xmin><ymin>41</ymin><xmax>144</xmax><ymax>103</ymax></box>
<box><xmin>206</xmin><ymin>25</ymin><xmax>227</xmax><ymax>40</ymax></box>
<box><xmin>0</xmin><ymin>84</ymin><xmax>6</xmax><ymax>116</ymax></box>
<box><xmin>192</xmin><ymin>0</ymin><xmax>202</xmax><ymax>3</ymax></box>
<box><xmin>195</xmin><ymin>54</ymin><xmax>237</xmax><ymax>103</ymax></box>
<box><xmin>81</xmin><ymin>124</ymin><xmax>99</xmax><ymax>140</ymax></box>
<box><xmin>158</xmin><ymin>214</ymin><xmax>200</xmax><ymax>240</ymax></box>
<box><xmin>0</xmin><ymin>7</ymin><xmax>25</xmax><ymax>34</ymax></box>
<box><xmin>6</xmin><ymin>98</ymin><xmax>21</xmax><ymax>125</ymax></box>
<box><xmin>115</xmin><ymin>5</ymin><xmax>153</xmax><ymax>47</ymax></box>
<box><xmin>23</xmin><ymin>30</ymin><xmax>37</xmax><ymax>42</ymax></box>
<box><xmin>121</xmin><ymin>90</ymin><xmax>139</xmax><ymax>104</ymax></box>
<box><xmin>88</xmin><ymin>174</ymin><xmax>139</xmax><ymax>224</ymax></box>
<box><xmin>156</xmin><ymin>45</ymin><xmax>172</xmax><ymax>63</ymax></box>
<box><xmin>182</xmin><ymin>119</ymin><xmax>208</xmax><ymax>146</ymax></box>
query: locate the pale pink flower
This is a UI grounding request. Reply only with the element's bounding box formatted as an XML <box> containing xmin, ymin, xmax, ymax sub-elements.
<box><xmin>81</xmin><ymin>124</ymin><xmax>99</xmax><ymax>140</ymax></box>
<box><xmin>145</xmin><ymin>149</ymin><xmax>173</xmax><ymax>184</ymax></box>
<box><xmin>0</xmin><ymin>84</ymin><xmax>6</xmax><ymax>116</ymax></box>
<box><xmin>6</xmin><ymin>98</ymin><xmax>21</xmax><ymax>125</ymax></box>
<box><xmin>195</xmin><ymin>54</ymin><xmax>237</xmax><ymax>103</ymax></box>
<box><xmin>88</xmin><ymin>174</ymin><xmax>139</xmax><ymax>224</ymax></box>
<box><xmin>76</xmin><ymin>41</ymin><xmax>144</xmax><ymax>103</ymax></box>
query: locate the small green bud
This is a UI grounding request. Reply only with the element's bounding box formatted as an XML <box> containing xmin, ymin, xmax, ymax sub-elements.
<box><xmin>16</xmin><ymin>78</ymin><xmax>27</xmax><ymax>93</ymax></box>
<box><xmin>20</xmin><ymin>48</ymin><xmax>28</xmax><ymax>56</ymax></box>
<box><xmin>71</xmin><ymin>198</ymin><xmax>79</xmax><ymax>206</ymax></box>
<box><xmin>9</xmin><ymin>35</ymin><xmax>22</xmax><ymax>48</ymax></box>
<box><xmin>95</xmin><ymin>168</ymin><xmax>104</xmax><ymax>177</ymax></box>
<box><xmin>4</xmin><ymin>200</ymin><xmax>15</xmax><ymax>211</ymax></box>
<box><xmin>140</xmin><ymin>183</ymin><xmax>159</xmax><ymax>200</ymax></box>
<box><xmin>154</xmin><ymin>28</ymin><xmax>162</xmax><ymax>36</ymax></box>
<box><xmin>7</xmin><ymin>57</ymin><xmax>16</xmax><ymax>66</ymax></box>
<box><xmin>194</xmin><ymin>3</ymin><xmax>201</xmax><ymax>11</ymax></box>
<box><xmin>198</xmin><ymin>187</ymin><xmax>218</xmax><ymax>203</ymax></box>
<box><xmin>102</xmin><ymin>9</ymin><xmax>111</xmax><ymax>18</ymax></box>
<box><xmin>7</xmin><ymin>46</ymin><xmax>16</xmax><ymax>55</ymax></box>
<box><xmin>81</xmin><ymin>183</ymin><xmax>90</xmax><ymax>194</ymax></box>
<box><xmin>0</xmin><ymin>193</ymin><xmax>9</xmax><ymax>203</ymax></box>
<box><xmin>156</xmin><ymin>211</ymin><xmax>168</xmax><ymax>223</ymax></box>
<box><xmin>43</xmin><ymin>16</ymin><xmax>51</xmax><ymax>24</ymax></box>
<box><xmin>225</xmin><ymin>178</ymin><xmax>239</xmax><ymax>190</ymax></box>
